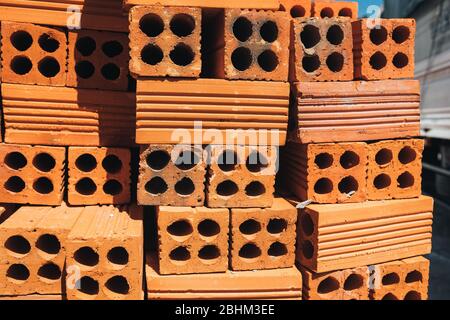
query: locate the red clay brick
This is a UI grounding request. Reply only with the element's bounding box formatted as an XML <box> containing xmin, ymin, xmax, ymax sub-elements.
<box><xmin>312</xmin><ymin>1</ymin><xmax>358</xmax><ymax>20</ymax></box>
<box><xmin>279</xmin><ymin>1</ymin><xmax>312</xmax><ymax>18</ymax></box>
<box><xmin>124</xmin><ymin>0</ymin><xmax>281</xmax><ymax>9</ymax></box>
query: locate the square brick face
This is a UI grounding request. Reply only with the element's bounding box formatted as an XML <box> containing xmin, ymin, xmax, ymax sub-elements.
<box><xmin>292</xmin><ymin>17</ymin><xmax>353</xmax><ymax>81</ymax></box>
<box><xmin>0</xmin><ymin>21</ymin><xmax>67</xmax><ymax>86</ymax></box>
<box><xmin>157</xmin><ymin>206</ymin><xmax>229</xmax><ymax>275</ymax></box>
<box><xmin>67</xmin><ymin>30</ymin><xmax>129</xmax><ymax>91</ymax></box>
<box><xmin>312</xmin><ymin>1</ymin><xmax>358</xmax><ymax>20</ymax></box>
<box><xmin>129</xmin><ymin>5</ymin><xmax>202</xmax><ymax>78</ymax></box>
<box><xmin>279</xmin><ymin>0</ymin><xmax>312</xmax><ymax>19</ymax></box>
<box><xmin>353</xmin><ymin>19</ymin><xmax>416</xmax><ymax>80</ymax></box>
<box><xmin>0</xmin><ymin>144</ymin><xmax>65</xmax><ymax>205</ymax></box>
<box><xmin>230</xmin><ymin>198</ymin><xmax>297</xmax><ymax>271</ymax></box>
<box><xmin>224</xmin><ymin>9</ymin><xmax>289</xmax><ymax>81</ymax></box>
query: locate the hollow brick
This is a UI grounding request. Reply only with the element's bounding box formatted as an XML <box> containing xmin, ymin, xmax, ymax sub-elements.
<box><xmin>312</xmin><ymin>1</ymin><xmax>358</xmax><ymax>20</ymax></box>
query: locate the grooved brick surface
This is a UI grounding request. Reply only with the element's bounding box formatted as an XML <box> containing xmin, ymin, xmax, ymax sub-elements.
<box><xmin>0</xmin><ymin>204</ymin><xmax>80</xmax><ymax>296</ymax></box>
<box><xmin>294</xmin><ymin>196</ymin><xmax>433</xmax><ymax>273</ymax></box>
<box><xmin>312</xmin><ymin>1</ymin><xmax>358</xmax><ymax>20</ymax></box>
<box><xmin>65</xmin><ymin>205</ymin><xmax>143</xmax><ymax>300</ymax></box>
<box><xmin>0</xmin><ymin>21</ymin><xmax>67</xmax><ymax>86</ymax></box>
<box><xmin>279</xmin><ymin>1</ymin><xmax>312</xmax><ymax>19</ymax></box>
<box><xmin>353</xmin><ymin>19</ymin><xmax>416</xmax><ymax>80</ymax></box>
<box><xmin>206</xmin><ymin>145</ymin><xmax>277</xmax><ymax>208</ymax></box>
<box><xmin>224</xmin><ymin>9</ymin><xmax>289</xmax><ymax>81</ymax></box>
<box><xmin>292</xmin><ymin>17</ymin><xmax>353</xmax><ymax>82</ymax></box>
<box><xmin>68</xmin><ymin>147</ymin><xmax>131</xmax><ymax>205</ymax></box>
<box><xmin>129</xmin><ymin>5</ymin><xmax>202</xmax><ymax>78</ymax></box>
<box><xmin>68</xmin><ymin>30</ymin><xmax>130</xmax><ymax>91</ymax></box>
<box><xmin>230</xmin><ymin>198</ymin><xmax>297</xmax><ymax>271</ymax></box>
<box><xmin>0</xmin><ymin>143</ymin><xmax>65</xmax><ymax>205</ymax></box>
<box><xmin>157</xmin><ymin>206</ymin><xmax>229</xmax><ymax>275</ymax></box>
<box><xmin>138</xmin><ymin>145</ymin><xmax>205</xmax><ymax>206</ymax></box>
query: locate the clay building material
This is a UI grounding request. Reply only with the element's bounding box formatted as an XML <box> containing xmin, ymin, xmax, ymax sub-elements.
<box><xmin>312</xmin><ymin>1</ymin><xmax>358</xmax><ymax>20</ymax></box>
<box><xmin>123</xmin><ymin>0</ymin><xmax>281</xmax><ymax>9</ymax></box>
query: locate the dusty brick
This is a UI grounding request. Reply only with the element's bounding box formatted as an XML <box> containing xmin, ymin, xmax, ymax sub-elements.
<box><xmin>230</xmin><ymin>198</ymin><xmax>297</xmax><ymax>271</ymax></box>
<box><xmin>279</xmin><ymin>0</ymin><xmax>312</xmax><ymax>19</ymax></box>
<box><xmin>0</xmin><ymin>21</ymin><xmax>67</xmax><ymax>86</ymax></box>
<box><xmin>0</xmin><ymin>143</ymin><xmax>65</xmax><ymax>205</ymax></box>
<box><xmin>312</xmin><ymin>1</ymin><xmax>358</xmax><ymax>20</ymax></box>
<box><xmin>224</xmin><ymin>9</ymin><xmax>289</xmax><ymax>81</ymax></box>
<box><xmin>138</xmin><ymin>145</ymin><xmax>205</xmax><ymax>207</ymax></box>
<box><xmin>68</xmin><ymin>147</ymin><xmax>131</xmax><ymax>205</ymax></box>
<box><xmin>353</xmin><ymin>19</ymin><xmax>415</xmax><ymax>80</ymax></box>
<box><xmin>129</xmin><ymin>5</ymin><xmax>201</xmax><ymax>78</ymax></box>
<box><xmin>67</xmin><ymin>30</ymin><xmax>129</xmax><ymax>91</ymax></box>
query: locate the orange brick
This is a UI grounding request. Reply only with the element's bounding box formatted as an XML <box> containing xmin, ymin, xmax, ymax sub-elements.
<box><xmin>313</xmin><ymin>1</ymin><xmax>358</xmax><ymax>20</ymax></box>
<box><xmin>279</xmin><ymin>0</ymin><xmax>312</xmax><ymax>18</ymax></box>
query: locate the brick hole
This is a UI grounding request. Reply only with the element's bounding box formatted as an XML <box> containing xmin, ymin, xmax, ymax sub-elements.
<box><xmin>257</xmin><ymin>50</ymin><xmax>279</xmax><ymax>72</ymax></box>
<box><xmin>5</xmin><ymin>235</ymin><xmax>31</xmax><ymax>257</ymax></box>
<box><xmin>404</xmin><ymin>291</ymin><xmax>421</xmax><ymax>300</ymax></box>
<box><xmin>382</xmin><ymin>272</ymin><xmax>400</xmax><ymax>285</ymax></box>
<box><xmin>233</xmin><ymin>17</ymin><xmax>253</xmax><ymax>42</ymax></box>
<box><xmin>300</xmin><ymin>25</ymin><xmax>321</xmax><ymax>49</ymax></box>
<box><xmin>140</xmin><ymin>13</ymin><xmax>165</xmax><ymax>37</ymax></box>
<box><xmin>216</xmin><ymin>180</ymin><xmax>239</xmax><ymax>197</ymax></box>
<box><xmin>76</xmin><ymin>37</ymin><xmax>96</xmax><ymax>56</ymax></box>
<box><xmin>343</xmin><ymin>274</ymin><xmax>364</xmax><ymax>291</ymax></box>
<box><xmin>301</xmin><ymin>214</ymin><xmax>314</xmax><ymax>236</ymax></box>
<box><xmin>290</xmin><ymin>5</ymin><xmax>306</xmax><ymax>18</ymax></box>
<box><xmin>218</xmin><ymin>150</ymin><xmax>239</xmax><ymax>172</ymax></box>
<box><xmin>340</xmin><ymin>151</ymin><xmax>360</xmax><ymax>169</ymax></box>
<box><xmin>76</xmin><ymin>276</ymin><xmax>99</xmax><ymax>296</ymax></box>
<box><xmin>169</xmin><ymin>43</ymin><xmax>195</xmax><ymax>66</ymax></box>
<box><xmin>33</xmin><ymin>177</ymin><xmax>54</xmax><ymax>194</ymax></box>
<box><xmin>37</xmin><ymin>263</ymin><xmax>62</xmax><ymax>281</ymax></box>
<box><xmin>231</xmin><ymin>47</ymin><xmax>253</xmax><ymax>71</ymax></box>
<box><xmin>167</xmin><ymin>220</ymin><xmax>193</xmax><ymax>239</ymax></box>
<box><xmin>260</xmin><ymin>21</ymin><xmax>278</xmax><ymax>43</ymax></box>
<box><xmin>146</xmin><ymin>150</ymin><xmax>170</xmax><ymax>170</ymax></box>
<box><xmin>33</xmin><ymin>153</ymin><xmax>56</xmax><ymax>172</ymax></box>
<box><xmin>315</xmin><ymin>152</ymin><xmax>333</xmax><ymax>169</ymax></box>
<box><xmin>238</xmin><ymin>243</ymin><xmax>261</xmax><ymax>259</ymax></box>
<box><xmin>105</xmin><ymin>276</ymin><xmax>130</xmax><ymax>295</ymax></box>
<box><xmin>314</xmin><ymin>178</ymin><xmax>333</xmax><ymax>194</ymax></box>
<box><xmin>103</xmin><ymin>180</ymin><xmax>123</xmax><ymax>195</ymax></box>
<box><xmin>174</xmin><ymin>177</ymin><xmax>195</xmax><ymax>195</ymax></box>
<box><xmin>198</xmin><ymin>219</ymin><xmax>220</xmax><ymax>238</ymax></box>
<box><xmin>170</xmin><ymin>14</ymin><xmax>196</xmax><ymax>37</ymax></box>
<box><xmin>397</xmin><ymin>171</ymin><xmax>414</xmax><ymax>188</ymax></box>
<box><xmin>302</xmin><ymin>55</ymin><xmax>321</xmax><ymax>73</ymax></box>
<box><xmin>107</xmin><ymin>247</ymin><xmax>129</xmax><ymax>267</ymax></box>
<box><xmin>74</xmin><ymin>247</ymin><xmax>99</xmax><ymax>267</ymax></box>
<box><xmin>327</xmin><ymin>25</ymin><xmax>344</xmax><ymax>45</ymax></box>
<box><xmin>36</xmin><ymin>234</ymin><xmax>61</xmax><ymax>258</ymax></box>
<box><xmin>145</xmin><ymin>177</ymin><xmax>168</xmax><ymax>195</ymax></box>
<box><xmin>369</xmin><ymin>26</ymin><xmax>388</xmax><ymax>45</ymax></box>
<box><xmin>318</xmin><ymin>276</ymin><xmax>340</xmax><ymax>294</ymax></box>
<box><xmin>279</xmin><ymin>4</ymin><xmax>286</xmax><ymax>11</ymax></box>
<box><xmin>75</xmin><ymin>178</ymin><xmax>97</xmax><ymax>195</ymax></box>
<box><xmin>326</xmin><ymin>52</ymin><xmax>344</xmax><ymax>72</ymax></box>
<box><xmin>375</xmin><ymin>148</ymin><xmax>393</xmax><ymax>165</ymax></box>
<box><xmin>382</xmin><ymin>293</ymin><xmax>398</xmax><ymax>300</ymax></box>
<box><xmin>338</xmin><ymin>176</ymin><xmax>358</xmax><ymax>194</ymax></box>
<box><xmin>75</xmin><ymin>61</ymin><xmax>95</xmax><ymax>78</ymax></box>
<box><xmin>246</xmin><ymin>150</ymin><xmax>269</xmax><ymax>173</ymax></box>
<box><xmin>169</xmin><ymin>246</ymin><xmax>191</xmax><ymax>264</ymax></box>
<box><xmin>398</xmin><ymin>146</ymin><xmax>417</xmax><ymax>164</ymax></box>
<box><xmin>393</xmin><ymin>26</ymin><xmax>410</xmax><ymax>44</ymax></box>
<box><xmin>102</xmin><ymin>154</ymin><xmax>123</xmax><ymax>173</ymax></box>
<box><xmin>141</xmin><ymin>44</ymin><xmax>164</xmax><ymax>65</ymax></box>
<box><xmin>101</xmin><ymin>63</ymin><xmax>120</xmax><ymax>80</ymax></box>
<box><xmin>76</xmin><ymin>154</ymin><xmax>97</xmax><ymax>172</ymax></box>
<box><xmin>4</xmin><ymin>176</ymin><xmax>26</xmax><ymax>193</ymax></box>
<box><xmin>175</xmin><ymin>150</ymin><xmax>200</xmax><ymax>170</ymax></box>
<box><xmin>267</xmin><ymin>218</ymin><xmax>287</xmax><ymax>234</ymax></box>
<box><xmin>38</xmin><ymin>57</ymin><xmax>60</xmax><ymax>78</ymax></box>
<box><xmin>239</xmin><ymin>219</ymin><xmax>261</xmax><ymax>235</ymax></box>
<box><xmin>245</xmin><ymin>181</ymin><xmax>266</xmax><ymax>197</ymax></box>
<box><xmin>6</xmin><ymin>264</ymin><xmax>30</xmax><ymax>283</ymax></box>
<box><xmin>11</xmin><ymin>56</ymin><xmax>33</xmax><ymax>75</ymax></box>
<box><xmin>4</xmin><ymin>151</ymin><xmax>27</xmax><ymax>170</ymax></box>
<box><xmin>369</xmin><ymin>52</ymin><xmax>387</xmax><ymax>70</ymax></box>
<box><xmin>393</xmin><ymin>52</ymin><xmax>409</xmax><ymax>69</ymax></box>
<box><xmin>338</xmin><ymin>8</ymin><xmax>353</xmax><ymax>18</ymax></box>
<box><xmin>268</xmin><ymin>241</ymin><xmax>287</xmax><ymax>257</ymax></box>
<box><xmin>102</xmin><ymin>41</ymin><xmax>124</xmax><ymax>58</ymax></box>
<box><xmin>302</xmin><ymin>240</ymin><xmax>314</xmax><ymax>259</ymax></box>
<box><xmin>405</xmin><ymin>270</ymin><xmax>422</xmax><ymax>283</ymax></box>
<box><xmin>320</xmin><ymin>7</ymin><xmax>334</xmax><ymax>18</ymax></box>
<box><xmin>10</xmin><ymin>30</ymin><xmax>33</xmax><ymax>51</ymax></box>
<box><xmin>374</xmin><ymin>174</ymin><xmax>391</xmax><ymax>189</ymax></box>
<box><xmin>198</xmin><ymin>245</ymin><xmax>221</xmax><ymax>264</ymax></box>
<box><xmin>38</xmin><ymin>33</ymin><xmax>60</xmax><ymax>53</ymax></box>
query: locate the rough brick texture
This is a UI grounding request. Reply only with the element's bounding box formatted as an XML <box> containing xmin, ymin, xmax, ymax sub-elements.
<box><xmin>68</xmin><ymin>147</ymin><xmax>131</xmax><ymax>205</ymax></box>
<box><xmin>124</xmin><ymin>0</ymin><xmax>281</xmax><ymax>9</ymax></box>
<box><xmin>312</xmin><ymin>1</ymin><xmax>358</xmax><ymax>20</ymax></box>
<box><xmin>280</xmin><ymin>1</ymin><xmax>312</xmax><ymax>19</ymax></box>
<box><xmin>138</xmin><ymin>145</ymin><xmax>205</xmax><ymax>206</ymax></box>
<box><xmin>230</xmin><ymin>198</ymin><xmax>297</xmax><ymax>271</ymax></box>
<box><xmin>129</xmin><ymin>5</ymin><xmax>201</xmax><ymax>78</ymax></box>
